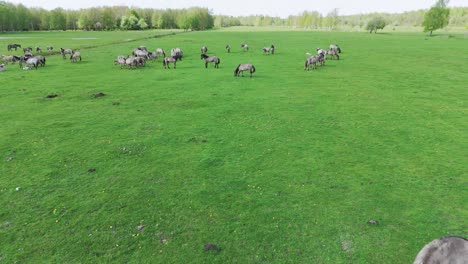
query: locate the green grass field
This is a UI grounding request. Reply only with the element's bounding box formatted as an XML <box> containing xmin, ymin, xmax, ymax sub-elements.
<box><xmin>1</xmin><ymin>29</ymin><xmax>467</xmax><ymax>263</ymax></box>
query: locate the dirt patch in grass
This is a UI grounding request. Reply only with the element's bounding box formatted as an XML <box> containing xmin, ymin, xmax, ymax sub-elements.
<box><xmin>46</xmin><ymin>94</ymin><xmax>58</xmax><ymax>98</ymax></box>
<box><xmin>204</xmin><ymin>244</ymin><xmax>221</xmax><ymax>252</ymax></box>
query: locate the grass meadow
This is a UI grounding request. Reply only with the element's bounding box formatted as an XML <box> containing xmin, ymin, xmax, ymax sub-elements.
<box><xmin>1</xmin><ymin>29</ymin><xmax>467</xmax><ymax>263</ymax></box>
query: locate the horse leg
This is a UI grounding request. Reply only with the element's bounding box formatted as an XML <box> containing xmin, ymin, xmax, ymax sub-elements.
<box><xmin>205</xmin><ymin>62</ymin><xmax>208</xmax><ymax>69</ymax></box>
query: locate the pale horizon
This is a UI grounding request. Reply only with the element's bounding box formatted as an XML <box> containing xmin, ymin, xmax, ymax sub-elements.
<box><xmin>7</xmin><ymin>0</ymin><xmax>467</xmax><ymax>18</ymax></box>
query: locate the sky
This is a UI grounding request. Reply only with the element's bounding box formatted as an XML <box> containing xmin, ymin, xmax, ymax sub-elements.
<box><xmin>8</xmin><ymin>0</ymin><xmax>468</xmax><ymax>17</ymax></box>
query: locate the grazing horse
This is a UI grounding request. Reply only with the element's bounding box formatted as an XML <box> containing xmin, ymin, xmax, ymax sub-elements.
<box><xmin>163</xmin><ymin>56</ymin><xmax>178</xmax><ymax>69</ymax></box>
<box><xmin>171</xmin><ymin>48</ymin><xmax>183</xmax><ymax>61</ymax></box>
<box><xmin>200</xmin><ymin>54</ymin><xmax>220</xmax><ymax>69</ymax></box>
<box><xmin>201</xmin><ymin>46</ymin><xmax>208</xmax><ymax>54</ymax></box>
<box><xmin>329</xmin><ymin>44</ymin><xmax>341</xmax><ymax>53</ymax></box>
<box><xmin>262</xmin><ymin>44</ymin><xmax>275</xmax><ymax>55</ymax></box>
<box><xmin>125</xmin><ymin>56</ymin><xmax>139</xmax><ymax>69</ymax></box>
<box><xmin>34</xmin><ymin>55</ymin><xmax>46</xmax><ymax>67</ymax></box>
<box><xmin>326</xmin><ymin>49</ymin><xmax>340</xmax><ymax>60</ymax></box>
<box><xmin>46</xmin><ymin>46</ymin><xmax>53</xmax><ymax>52</ymax></box>
<box><xmin>234</xmin><ymin>64</ymin><xmax>255</xmax><ymax>77</ymax></box>
<box><xmin>147</xmin><ymin>51</ymin><xmax>158</xmax><ymax>62</ymax></box>
<box><xmin>1</xmin><ymin>55</ymin><xmax>19</xmax><ymax>65</ymax></box>
<box><xmin>36</xmin><ymin>46</ymin><xmax>42</xmax><ymax>53</ymax></box>
<box><xmin>60</xmin><ymin>48</ymin><xmax>73</xmax><ymax>59</ymax></box>
<box><xmin>114</xmin><ymin>55</ymin><xmax>127</xmax><ymax>68</ymax></box>
<box><xmin>70</xmin><ymin>51</ymin><xmax>81</xmax><ymax>62</ymax></box>
<box><xmin>155</xmin><ymin>48</ymin><xmax>166</xmax><ymax>58</ymax></box>
<box><xmin>226</xmin><ymin>44</ymin><xmax>231</xmax><ymax>53</ymax></box>
<box><xmin>304</xmin><ymin>56</ymin><xmax>319</xmax><ymax>71</ymax></box>
<box><xmin>413</xmin><ymin>236</ymin><xmax>468</xmax><ymax>264</ymax></box>
<box><xmin>133</xmin><ymin>49</ymin><xmax>149</xmax><ymax>59</ymax></box>
<box><xmin>7</xmin><ymin>44</ymin><xmax>21</xmax><ymax>51</ymax></box>
<box><xmin>25</xmin><ymin>57</ymin><xmax>40</xmax><ymax>70</ymax></box>
<box><xmin>317</xmin><ymin>48</ymin><xmax>327</xmax><ymax>59</ymax></box>
<box><xmin>317</xmin><ymin>53</ymin><xmax>326</xmax><ymax>66</ymax></box>
<box><xmin>241</xmin><ymin>44</ymin><xmax>249</xmax><ymax>51</ymax></box>
<box><xmin>23</xmin><ymin>47</ymin><xmax>32</xmax><ymax>53</ymax></box>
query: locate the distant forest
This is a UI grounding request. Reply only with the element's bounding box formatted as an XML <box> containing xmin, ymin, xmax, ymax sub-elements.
<box><xmin>0</xmin><ymin>1</ymin><xmax>466</xmax><ymax>31</ymax></box>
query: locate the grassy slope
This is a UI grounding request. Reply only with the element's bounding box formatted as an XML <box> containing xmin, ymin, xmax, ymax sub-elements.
<box><xmin>0</xmin><ymin>30</ymin><xmax>467</xmax><ymax>263</ymax></box>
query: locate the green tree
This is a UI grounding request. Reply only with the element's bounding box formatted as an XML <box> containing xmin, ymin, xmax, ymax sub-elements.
<box><xmin>137</xmin><ymin>18</ymin><xmax>148</xmax><ymax>29</ymax></box>
<box><xmin>366</xmin><ymin>16</ymin><xmax>387</xmax><ymax>33</ymax></box>
<box><xmin>120</xmin><ymin>15</ymin><xmax>139</xmax><ymax>30</ymax></box>
<box><xmin>49</xmin><ymin>8</ymin><xmax>66</xmax><ymax>30</ymax></box>
<box><xmin>423</xmin><ymin>0</ymin><xmax>450</xmax><ymax>35</ymax></box>
<box><xmin>101</xmin><ymin>8</ymin><xmax>116</xmax><ymax>30</ymax></box>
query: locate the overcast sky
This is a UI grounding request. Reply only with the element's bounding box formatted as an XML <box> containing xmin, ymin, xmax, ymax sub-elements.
<box><xmin>8</xmin><ymin>0</ymin><xmax>467</xmax><ymax>17</ymax></box>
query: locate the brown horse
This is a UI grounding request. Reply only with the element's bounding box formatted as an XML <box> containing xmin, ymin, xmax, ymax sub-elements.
<box><xmin>234</xmin><ymin>64</ymin><xmax>255</xmax><ymax>77</ymax></box>
<box><xmin>201</xmin><ymin>54</ymin><xmax>220</xmax><ymax>68</ymax></box>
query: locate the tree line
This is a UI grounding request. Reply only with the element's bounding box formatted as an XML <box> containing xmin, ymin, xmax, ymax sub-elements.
<box><xmin>0</xmin><ymin>1</ymin><xmax>466</xmax><ymax>32</ymax></box>
<box><xmin>0</xmin><ymin>2</ymin><xmax>214</xmax><ymax>31</ymax></box>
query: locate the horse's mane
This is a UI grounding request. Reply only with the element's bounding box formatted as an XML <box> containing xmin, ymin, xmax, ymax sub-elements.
<box><xmin>234</xmin><ymin>64</ymin><xmax>241</xmax><ymax>75</ymax></box>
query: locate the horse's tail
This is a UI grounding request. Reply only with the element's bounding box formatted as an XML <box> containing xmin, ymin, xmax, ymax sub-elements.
<box><xmin>251</xmin><ymin>65</ymin><xmax>255</xmax><ymax>73</ymax></box>
<box><xmin>234</xmin><ymin>64</ymin><xmax>240</xmax><ymax>76</ymax></box>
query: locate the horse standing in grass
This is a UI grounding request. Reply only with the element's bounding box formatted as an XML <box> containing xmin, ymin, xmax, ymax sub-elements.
<box><xmin>70</xmin><ymin>51</ymin><xmax>81</xmax><ymax>62</ymax></box>
<box><xmin>25</xmin><ymin>57</ymin><xmax>40</xmax><ymax>70</ymax></box>
<box><xmin>201</xmin><ymin>46</ymin><xmax>208</xmax><ymax>54</ymax></box>
<box><xmin>114</xmin><ymin>55</ymin><xmax>126</xmax><ymax>68</ymax></box>
<box><xmin>262</xmin><ymin>44</ymin><xmax>275</xmax><ymax>55</ymax></box>
<box><xmin>1</xmin><ymin>55</ymin><xmax>19</xmax><ymax>65</ymax></box>
<box><xmin>7</xmin><ymin>44</ymin><xmax>21</xmax><ymax>51</ymax></box>
<box><xmin>304</xmin><ymin>56</ymin><xmax>319</xmax><ymax>71</ymax></box>
<box><xmin>234</xmin><ymin>64</ymin><xmax>255</xmax><ymax>77</ymax></box>
<box><xmin>171</xmin><ymin>48</ymin><xmax>183</xmax><ymax>61</ymax></box>
<box><xmin>36</xmin><ymin>46</ymin><xmax>42</xmax><ymax>53</ymax></box>
<box><xmin>327</xmin><ymin>49</ymin><xmax>339</xmax><ymax>60</ymax></box>
<box><xmin>46</xmin><ymin>46</ymin><xmax>53</xmax><ymax>52</ymax></box>
<box><xmin>241</xmin><ymin>44</ymin><xmax>249</xmax><ymax>51</ymax></box>
<box><xmin>226</xmin><ymin>44</ymin><xmax>231</xmax><ymax>53</ymax></box>
<box><xmin>413</xmin><ymin>236</ymin><xmax>468</xmax><ymax>264</ymax></box>
<box><xmin>200</xmin><ymin>54</ymin><xmax>220</xmax><ymax>69</ymax></box>
<box><xmin>60</xmin><ymin>48</ymin><xmax>73</xmax><ymax>59</ymax></box>
<box><xmin>23</xmin><ymin>47</ymin><xmax>32</xmax><ymax>53</ymax></box>
<box><xmin>163</xmin><ymin>56</ymin><xmax>179</xmax><ymax>69</ymax></box>
<box><xmin>155</xmin><ymin>48</ymin><xmax>166</xmax><ymax>58</ymax></box>
<box><xmin>329</xmin><ymin>44</ymin><xmax>341</xmax><ymax>53</ymax></box>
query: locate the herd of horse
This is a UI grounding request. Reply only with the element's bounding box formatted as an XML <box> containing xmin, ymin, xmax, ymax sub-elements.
<box><xmin>304</xmin><ymin>44</ymin><xmax>341</xmax><ymax>71</ymax></box>
<box><xmin>2</xmin><ymin>42</ymin><xmax>344</xmax><ymax>76</ymax></box>
<box><xmin>111</xmin><ymin>44</ymin><xmax>262</xmax><ymax>77</ymax></box>
<box><xmin>0</xmin><ymin>44</ymin><xmax>80</xmax><ymax>70</ymax></box>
